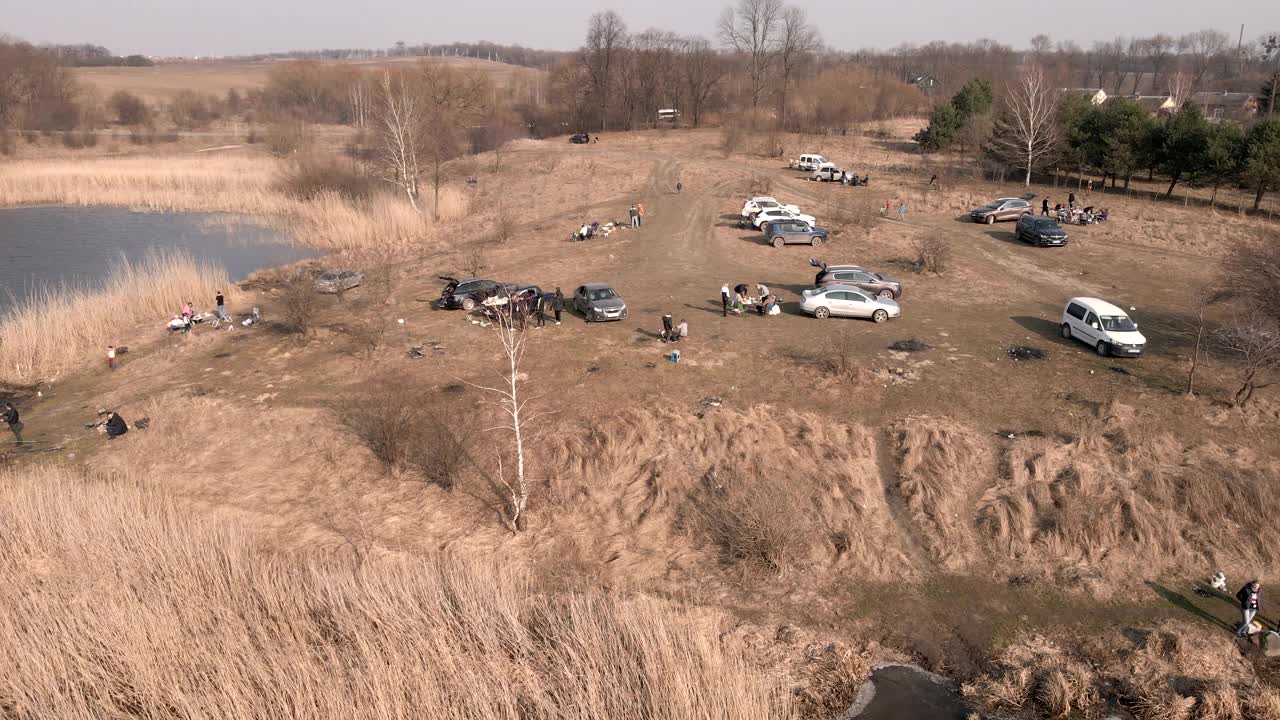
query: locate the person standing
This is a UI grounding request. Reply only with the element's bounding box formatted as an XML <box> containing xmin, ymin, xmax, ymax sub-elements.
<box><xmin>1237</xmin><ymin>580</ymin><xmax>1262</xmax><ymax>637</ymax></box>
<box><xmin>1087</xmin><ymin>179</ymin><xmax>1094</xmax><ymax>193</ymax></box>
<box><xmin>1068</xmin><ymin>191</ymin><xmax>1076</xmax><ymax>210</ymax></box>
<box><xmin>106</xmin><ymin>345</ymin><xmax>117</xmax><ymax>370</ymax></box>
<box><xmin>661</xmin><ymin>314</ymin><xmax>674</xmax><ymax>343</ymax></box>
<box><xmin>3</xmin><ymin>402</ymin><xmax>23</xmax><ymax>446</ymax></box>
<box><xmin>552</xmin><ymin>287</ymin><xmax>565</xmax><ymax>325</ymax></box>
<box><xmin>215</xmin><ymin>290</ymin><xmax>226</xmax><ymax>320</ymax></box>
<box><xmin>928</xmin><ymin>173</ymin><xmax>937</xmax><ymax>188</ymax></box>
<box><xmin>629</xmin><ymin>205</ymin><xmax>639</xmax><ymax>228</ymax></box>
<box><xmin>1042</xmin><ymin>198</ymin><xmax>1050</xmax><ymax>216</ymax></box>
<box><xmin>897</xmin><ymin>201</ymin><xmax>907</xmax><ymax>221</ymax></box>
<box><xmin>675</xmin><ymin>319</ymin><xmax>688</xmax><ymax>341</ymax></box>
<box><xmin>532</xmin><ymin>292</ymin><xmax>546</xmax><ymax>328</ymax></box>
<box><xmin>720</xmin><ymin>283</ymin><xmax>730</xmax><ymax>317</ymax></box>
<box><xmin>637</xmin><ymin>202</ymin><xmax>645</xmax><ymax>226</ymax></box>
<box><xmin>676</xmin><ymin>181</ymin><xmax>683</xmax><ymax>193</ymax></box>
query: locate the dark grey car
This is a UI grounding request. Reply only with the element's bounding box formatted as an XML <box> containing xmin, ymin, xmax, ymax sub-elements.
<box><xmin>1015</xmin><ymin>215</ymin><xmax>1069</xmax><ymax>246</ymax></box>
<box><xmin>437</xmin><ymin>276</ymin><xmax>502</xmax><ymax>310</ymax></box>
<box><xmin>573</xmin><ymin>283</ymin><xmax>627</xmax><ymax>322</ymax></box>
<box><xmin>814</xmin><ymin>264</ymin><xmax>902</xmax><ymax>299</ymax></box>
<box><xmin>763</xmin><ymin>220</ymin><xmax>827</xmax><ymax>248</ymax></box>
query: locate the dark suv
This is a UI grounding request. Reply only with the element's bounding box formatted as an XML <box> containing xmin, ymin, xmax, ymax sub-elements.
<box><xmin>1015</xmin><ymin>215</ymin><xmax>1069</xmax><ymax>247</ymax></box>
<box><xmin>814</xmin><ymin>263</ymin><xmax>902</xmax><ymax>299</ymax></box>
<box><xmin>763</xmin><ymin>220</ymin><xmax>827</xmax><ymax>248</ymax></box>
<box><xmin>437</xmin><ymin>276</ymin><xmax>502</xmax><ymax>311</ymax></box>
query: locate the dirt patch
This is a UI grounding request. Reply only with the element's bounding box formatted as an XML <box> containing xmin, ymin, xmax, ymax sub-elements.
<box><xmin>1007</xmin><ymin>345</ymin><xmax>1046</xmax><ymax>361</ymax></box>
<box><xmin>889</xmin><ymin>339</ymin><xmax>932</xmax><ymax>353</ymax></box>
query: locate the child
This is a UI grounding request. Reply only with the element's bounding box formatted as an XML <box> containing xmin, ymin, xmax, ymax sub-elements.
<box><xmin>106</xmin><ymin>345</ymin><xmax>116</xmax><ymax>370</ymax></box>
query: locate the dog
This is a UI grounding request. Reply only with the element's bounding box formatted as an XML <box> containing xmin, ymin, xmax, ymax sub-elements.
<box><xmin>1211</xmin><ymin>572</ymin><xmax>1228</xmax><ymax>593</ymax></box>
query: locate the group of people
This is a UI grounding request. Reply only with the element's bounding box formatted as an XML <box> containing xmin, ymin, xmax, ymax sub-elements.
<box><xmin>659</xmin><ymin>314</ymin><xmax>689</xmax><ymax>343</ymax></box>
<box><xmin>629</xmin><ymin>203</ymin><xmax>646</xmax><ymax>228</ymax></box>
<box><xmin>1041</xmin><ymin>195</ymin><xmax>1109</xmax><ymax>225</ymax></box>
<box><xmin>881</xmin><ymin>200</ymin><xmax>908</xmax><ymax>221</ymax></box>
<box><xmin>2</xmin><ymin>401</ymin><xmax>128</xmax><ymax>450</ymax></box>
<box><xmin>719</xmin><ymin>282</ymin><xmax>780</xmax><ymax>317</ymax></box>
<box><xmin>479</xmin><ymin>286</ymin><xmax>566</xmax><ymax>329</ymax></box>
<box><xmin>839</xmin><ymin>171</ymin><xmax>870</xmax><ymax>186</ymax></box>
<box><xmin>168</xmin><ymin>291</ymin><xmax>229</xmax><ymax>334</ymax></box>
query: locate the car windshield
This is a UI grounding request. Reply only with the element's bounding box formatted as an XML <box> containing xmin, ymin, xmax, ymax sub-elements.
<box><xmin>983</xmin><ymin>202</ymin><xmax>1001</xmax><ymax>209</ymax></box>
<box><xmin>1035</xmin><ymin>219</ymin><xmax>1056</xmax><ymax>228</ymax></box>
<box><xmin>588</xmin><ymin>288</ymin><xmax>617</xmax><ymax>301</ymax></box>
<box><xmin>1100</xmin><ymin>315</ymin><xmax>1137</xmax><ymax>332</ymax></box>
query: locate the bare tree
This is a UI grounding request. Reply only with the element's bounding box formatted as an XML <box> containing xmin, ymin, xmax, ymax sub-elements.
<box><xmin>1183</xmin><ymin>286</ymin><xmax>1227</xmax><ymax>396</ymax></box>
<box><xmin>584</xmin><ymin>11</ymin><xmax>627</xmax><ymax>131</ymax></box>
<box><xmin>1179</xmin><ymin>29</ymin><xmax>1230</xmax><ymax>94</ymax></box>
<box><xmin>680</xmin><ymin>36</ymin><xmax>725</xmax><ymax>127</ymax></box>
<box><xmin>375</xmin><ymin>70</ymin><xmax>422</xmax><ymax>209</ymax></box>
<box><xmin>993</xmin><ymin>66</ymin><xmax>1060</xmax><ymax>187</ymax></box>
<box><xmin>1214</xmin><ymin>312</ymin><xmax>1280</xmax><ymax>408</ymax></box>
<box><xmin>465</xmin><ymin>300</ymin><xmax>545</xmax><ymax>531</ymax></box>
<box><xmin>718</xmin><ymin>0</ymin><xmax>782</xmax><ymax>113</ymax></box>
<box><xmin>1167</xmin><ymin>70</ymin><xmax>1192</xmax><ymax>108</ymax></box>
<box><xmin>1143</xmin><ymin>34</ymin><xmax>1177</xmax><ymax>94</ymax></box>
<box><xmin>1029</xmin><ymin>34</ymin><xmax>1053</xmax><ymax>59</ymax></box>
<box><xmin>775</xmin><ymin>7</ymin><xmax>821</xmax><ymax>129</ymax></box>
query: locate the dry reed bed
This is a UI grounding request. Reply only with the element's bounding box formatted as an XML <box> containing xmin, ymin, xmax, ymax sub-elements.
<box><xmin>0</xmin><ymin>252</ymin><xmax>229</xmax><ymax>384</ymax></box>
<box><xmin>964</xmin><ymin>623</ymin><xmax>1280</xmax><ymax>719</ymax></box>
<box><xmin>0</xmin><ymin>155</ymin><xmax>469</xmax><ymax>250</ymax></box>
<box><xmin>0</xmin><ymin>466</ymin><xmax>794</xmax><ymax>719</ymax></box>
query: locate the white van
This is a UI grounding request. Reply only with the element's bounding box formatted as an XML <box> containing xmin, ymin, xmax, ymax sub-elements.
<box><xmin>1060</xmin><ymin>297</ymin><xmax>1146</xmax><ymax>357</ymax></box>
<box><xmin>792</xmin><ymin>153</ymin><xmax>829</xmax><ymax>171</ymax></box>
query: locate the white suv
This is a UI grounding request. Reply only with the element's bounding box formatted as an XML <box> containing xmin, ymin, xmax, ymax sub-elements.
<box><xmin>741</xmin><ymin>196</ymin><xmax>800</xmax><ymax>217</ymax></box>
<box><xmin>1061</xmin><ymin>297</ymin><xmax>1146</xmax><ymax>357</ymax></box>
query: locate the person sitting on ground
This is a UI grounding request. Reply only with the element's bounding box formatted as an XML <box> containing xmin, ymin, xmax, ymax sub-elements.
<box><xmin>580</xmin><ymin>223</ymin><xmax>591</xmax><ymax>240</ymax></box>
<box><xmin>241</xmin><ymin>307</ymin><xmax>260</xmax><ymax>326</ymax></box>
<box><xmin>862</xmin><ymin>175</ymin><xmax>870</xmax><ymax>186</ymax></box>
<box><xmin>766</xmin><ymin>295</ymin><xmax>781</xmax><ymax>315</ymax></box>
<box><xmin>675</xmin><ymin>319</ymin><xmax>688</xmax><ymax>341</ymax></box>
<box><xmin>755</xmin><ymin>283</ymin><xmax>769</xmax><ymax>301</ymax></box>
<box><xmin>732</xmin><ymin>291</ymin><xmax>746</xmax><ymax>314</ymax></box>
<box><xmin>1097</xmin><ymin>208</ymin><xmax>1109</xmax><ymax>222</ymax></box>
<box><xmin>104</xmin><ymin>411</ymin><xmax>128</xmax><ymax>439</ymax></box>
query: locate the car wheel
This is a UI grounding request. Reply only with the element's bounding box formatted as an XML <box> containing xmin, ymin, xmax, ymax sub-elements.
<box><xmin>877</xmin><ymin>289</ymin><xmax>894</xmax><ymax>300</ymax></box>
<box><xmin>772</xmin><ymin>237</ymin><xmax>785</xmax><ymax>248</ymax></box>
<box><xmin>1061</xmin><ymin>324</ymin><xmax>1072</xmax><ymax>340</ymax></box>
<box><xmin>872</xmin><ymin>309</ymin><xmax>889</xmax><ymax>323</ymax></box>
<box><xmin>1096</xmin><ymin>341</ymin><xmax>1110</xmax><ymax>357</ymax></box>
<box><xmin>986</xmin><ymin>215</ymin><xmax>995</xmax><ymax>225</ymax></box>
<box><xmin>814</xmin><ymin>306</ymin><xmax>830</xmax><ymax>319</ymax></box>
<box><xmin>461</xmin><ymin>297</ymin><xmax>476</xmax><ymax>311</ymax></box>
<box><xmin>810</xmin><ymin>236</ymin><xmax>822</xmax><ymax>246</ymax></box>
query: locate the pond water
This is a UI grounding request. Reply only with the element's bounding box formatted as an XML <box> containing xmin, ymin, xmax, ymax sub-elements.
<box><xmin>843</xmin><ymin>664</ymin><xmax>969</xmax><ymax>720</ymax></box>
<box><xmin>0</xmin><ymin>207</ymin><xmax>315</xmax><ymax>310</ymax></box>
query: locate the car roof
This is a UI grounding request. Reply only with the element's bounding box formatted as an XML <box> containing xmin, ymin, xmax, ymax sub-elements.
<box><xmin>582</xmin><ymin>283</ymin><xmax>614</xmax><ymax>291</ymax></box>
<box><xmin>748</xmin><ymin>196</ymin><xmax>778</xmax><ymax>203</ymax></box>
<box><xmin>1068</xmin><ymin>297</ymin><xmax>1128</xmax><ymax>316</ymax></box>
<box><xmin>821</xmin><ymin>264</ymin><xmax>866</xmax><ymax>272</ymax></box>
<box><xmin>814</xmin><ymin>284</ymin><xmax>870</xmax><ymax>295</ymax></box>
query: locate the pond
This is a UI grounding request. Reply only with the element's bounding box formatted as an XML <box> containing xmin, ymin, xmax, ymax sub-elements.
<box><xmin>0</xmin><ymin>207</ymin><xmax>316</xmax><ymax>310</ymax></box>
<box><xmin>842</xmin><ymin>664</ymin><xmax>969</xmax><ymax>720</ymax></box>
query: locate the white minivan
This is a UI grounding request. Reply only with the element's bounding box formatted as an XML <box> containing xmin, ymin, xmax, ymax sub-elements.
<box><xmin>1060</xmin><ymin>297</ymin><xmax>1146</xmax><ymax>357</ymax></box>
<box><xmin>792</xmin><ymin>153</ymin><xmax>829</xmax><ymax>171</ymax></box>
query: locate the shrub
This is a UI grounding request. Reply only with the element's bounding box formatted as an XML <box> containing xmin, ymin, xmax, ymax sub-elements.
<box><xmin>912</xmin><ymin>232</ymin><xmax>951</xmax><ymax>273</ymax></box>
<box><xmin>265</xmin><ymin>120</ymin><xmax>311</xmax><ymax>156</ymax></box>
<box><xmin>278</xmin><ymin>153</ymin><xmax>375</xmax><ymax>202</ymax></box>
<box><xmin>107</xmin><ymin>90</ymin><xmax>151</xmax><ymax>126</ymax></box>
<box><xmin>169</xmin><ymin>90</ymin><xmax>218</xmax><ymax>130</ymax></box>
<box><xmin>688</xmin><ymin>466</ymin><xmax>812</xmax><ymax>572</ymax></box>
<box><xmin>342</xmin><ymin>382</ymin><xmax>476</xmax><ymax>488</ymax></box>
<box><xmin>276</xmin><ymin>269</ymin><xmax>318</xmax><ymax>336</ymax></box>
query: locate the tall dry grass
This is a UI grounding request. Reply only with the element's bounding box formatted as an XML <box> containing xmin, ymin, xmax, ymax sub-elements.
<box><xmin>0</xmin><ymin>155</ymin><xmax>470</xmax><ymax>251</ymax></box>
<box><xmin>0</xmin><ymin>251</ymin><xmax>229</xmax><ymax>384</ymax></box>
<box><xmin>0</xmin><ymin>465</ymin><xmax>795</xmax><ymax>719</ymax></box>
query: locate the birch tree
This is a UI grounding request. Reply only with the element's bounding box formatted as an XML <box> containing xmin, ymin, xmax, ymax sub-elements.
<box><xmin>993</xmin><ymin>66</ymin><xmax>1060</xmax><ymax>187</ymax></box>
<box><xmin>376</xmin><ymin>70</ymin><xmax>422</xmax><ymax>209</ymax></box>
<box><xmin>718</xmin><ymin>0</ymin><xmax>782</xmax><ymax>113</ymax></box>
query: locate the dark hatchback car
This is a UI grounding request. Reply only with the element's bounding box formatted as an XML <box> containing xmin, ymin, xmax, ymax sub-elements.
<box><xmin>763</xmin><ymin>220</ymin><xmax>827</xmax><ymax>248</ymax></box>
<box><xmin>814</xmin><ymin>263</ymin><xmax>902</xmax><ymax>299</ymax></box>
<box><xmin>1015</xmin><ymin>215</ymin><xmax>1069</xmax><ymax>247</ymax></box>
<box><xmin>436</xmin><ymin>276</ymin><xmax>502</xmax><ymax>311</ymax></box>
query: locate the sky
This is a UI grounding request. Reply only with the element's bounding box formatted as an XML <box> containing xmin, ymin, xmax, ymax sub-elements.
<box><xmin>3</xmin><ymin>0</ymin><xmax>1274</xmax><ymax>58</ymax></box>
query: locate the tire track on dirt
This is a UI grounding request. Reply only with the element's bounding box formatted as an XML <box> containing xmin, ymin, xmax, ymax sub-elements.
<box><xmin>875</xmin><ymin>426</ymin><xmax>935</xmax><ymax>571</ymax></box>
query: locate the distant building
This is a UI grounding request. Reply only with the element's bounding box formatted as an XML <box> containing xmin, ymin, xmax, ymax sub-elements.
<box><xmin>1189</xmin><ymin>92</ymin><xmax>1258</xmax><ymax>123</ymax></box>
<box><xmin>657</xmin><ymin>108</ymin><xmax>681</xmax><ymax>123</ymax></box>
<box><xmin>1116</xmin><ymin>95</ymin><xmax>1178</xmax><ymax>117</ymax></box>
<box><xmin>1060</xmin><ymin>88</ymin><xmax>1108</xmax><ymax>105</ymax></box>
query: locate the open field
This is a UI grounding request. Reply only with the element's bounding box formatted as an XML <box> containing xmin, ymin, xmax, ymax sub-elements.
<box><xmin>74</xmin><ymin>56</ymin><xmax>546</xmax><ymax>104</ymax></box>
<box><xmin>3</xmin><ymin>125</ymin><xmax>1280</xmax><ymax>716</ymax></box>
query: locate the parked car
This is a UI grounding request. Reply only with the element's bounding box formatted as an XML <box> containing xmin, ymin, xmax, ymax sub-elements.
<box><xmin>969</xmin><ymin>195</ymin><xmax>1034</xmax><ymax>224</ymax></box>
<box><xmin>573</xmin><ymin>283</ymin><xmax>627</xmax><ymax>322</ymax></box>
<box><xmin>1061</xmin><ymin>297</ymin><xmax>1146</xmax><ymax>357</ymax></box>
<box><xmin>811</xmin><ymin>165</ymin><xmax>845</xmax><ymax>182</ymax></box>
<box><xmin>814</xmin><ymin>263</ymin><xmax>902</xmax><ymax>299</ymax></box>
<box><xmin>314</xmin><ymin>269</ymin><xmax>363</xmax><ymax>294</ymax></box>
<box><xmin>1015</xmin><ymin>215</ymin><xmax>1069</xmax><ymax>246</ymax></box>
<box><xmin>569</xmin><ymin>132</ymin><xmax>590</xmax><ymax>144</ymax></box>
<box><xmin>763</xmin><ymin>220</ymin><xmax>827</xmax><ymax>247</ymax></box>
<box><xmin>790</xmin><ymin>153</ymin><xmax>829</xmax><ymax>171</ymax></box>
<box><xmin>800</xmin><ymin>284</ymin><xmax>900</xmax><ymax>322</ymax></box>
<box><xmin>752</xmin><ymin>208</ymin><xmax>816</xmax><ymax>229</ymax></box>
<box><xmin>502</xmin><ymin>283</ymin><xmax>544</xmax><ymax>303</ymax></box>
<box><xmin>437</xmin><ymin>276</ymin><xmax>502</xmax><ymax>311</ymax></box>
<box><xmin>741</xmin><ymin>196</ymin><xmax>800</xmax><ymax>217</ymax></box>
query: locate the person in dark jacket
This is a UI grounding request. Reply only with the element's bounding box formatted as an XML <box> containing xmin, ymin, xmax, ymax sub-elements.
<box><xmin>552</xmin><ymin>287</ymin><xmax>565</xmax><ymax>325</ymax></box>
<box><xmin>720</xmin><ymin>283</ymin><xmax>730</xmax><ymax>317</ymax></box>
<box><xmin>1042</xmin><ymin>198</ymin><xmax>1050</xmax><ymax>216</ymax></box>
<box><xmin>532</xmin><ymin>292</ymin><xmax>546</xmax><ymax>328</ymax></box>
<box><xmin>3</xmin><ymin>402</ymin><xmax>23</xmax><ymax>445</ymax></box>
<box><xmin>1237</xmin><ymin>580</ymin><xmax>1261</xmax><ymax>637</ymax></box>
<box><xmin>1068</xmin><ymin>191</ymin><xmax>1076</xmax><ymax>209</ymax></box>
<box><xmin>215</xmin><ymin>290</ymin><xmax>226</xmax><ymax>320</ymax></box>
<box><xmin>104</xmin><ymin>411</ymin><xmax>128</xmax><ymax>439</ymax></box>
<box><xmin>661</xmin><ymin>314</ymin><xmax>674</xmax><ymax>343</ymax></box>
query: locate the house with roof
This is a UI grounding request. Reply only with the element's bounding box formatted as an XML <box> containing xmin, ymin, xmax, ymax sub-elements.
<box><xmin>1189</xmin><ymin>92</ymin><xmax>1258</xmax><ymax>123</ymax></box>
<box><xmin>1060</xmin><ymin>88</ymin><xmax>1108</xmax><ymax>105</ymax></box>
<box><xmin>1116</xmin><ymin>95</ymin><xmax>1178</xmax><ymax>117</ymax></box>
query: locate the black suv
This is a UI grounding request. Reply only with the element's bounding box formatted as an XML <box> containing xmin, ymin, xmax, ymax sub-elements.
<box><xmin>437</xmin><ymin>276</ymin><xmax>502</xmax><ymax>311</ymax></box>
<box><xmin>1015</xmin><ymin>215</ymin><xmax>1069</xmax><ymax>247</ymax></box>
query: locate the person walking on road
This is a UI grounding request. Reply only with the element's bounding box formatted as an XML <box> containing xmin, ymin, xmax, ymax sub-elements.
<box><xmin>3</xmin><ymin>402</ymin><xmax>23</xmax><ymax>446</ymax></box>
<box><xmin>1237</xmin><ymin>580</ymin><xmax>1262</xmax><ymax>637</ymax></box>
<box><xmin>552</xmin><ymin>287</ymin><xmax>565</xmax><ymax>325</ymax></box>
<box><xmin>1068</xmin><ymin>191</ymin><xmax>1076</xmax><ymax>210</ymax></box>
<box><xmin>720</xmin><ymin>284</ymin><xmax>730</xmax><ymax>317</ymax></box>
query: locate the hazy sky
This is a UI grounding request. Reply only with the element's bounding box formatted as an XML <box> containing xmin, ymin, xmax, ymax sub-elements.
<box><xmin>4</xmin><ymin>0</ymin><xmax>1274</xmax><ymax>57</ymax></box>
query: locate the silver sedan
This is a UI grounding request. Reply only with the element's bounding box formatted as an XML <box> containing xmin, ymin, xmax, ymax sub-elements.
<box><xmin>799</xmin><ymin>284</ymin><xmax>900</xmax><ymax>322</ymax></box>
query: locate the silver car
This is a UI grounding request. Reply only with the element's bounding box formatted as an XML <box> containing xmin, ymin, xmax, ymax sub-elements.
<box><xmin>573</xmin><ymin>283</ymin><xmax>627</xmax><ymax>322</ymax></box>
<box><xmin>799</xmin><ymin>284</ymin><xmax>900</xmax><ymax>322</ymax></box>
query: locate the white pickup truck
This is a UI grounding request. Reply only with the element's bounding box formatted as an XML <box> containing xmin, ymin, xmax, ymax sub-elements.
<box><xmin>789</xmin><ymin>153</ymin><xmax>829</xmax><ymax>171</ymax></box>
